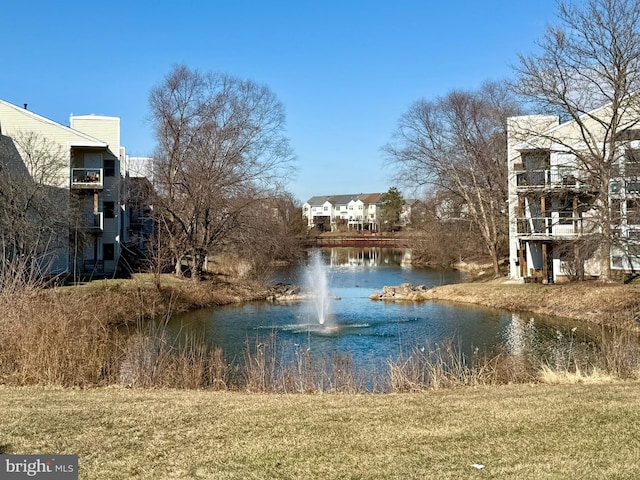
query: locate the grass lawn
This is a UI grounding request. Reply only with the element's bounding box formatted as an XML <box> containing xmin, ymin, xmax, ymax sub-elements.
<box><xmin>2</xmin><ymin>383</ymin><xmax>640</xmax><ymax>479</ymax></box>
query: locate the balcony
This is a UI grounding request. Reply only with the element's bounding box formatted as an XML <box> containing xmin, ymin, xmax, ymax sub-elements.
<box><xmin>82</xmin><ymin>212</ymin><xmax>103</xmax><ymax>232</ymax></box>
<box><xmin>71</xmin><ymin>168</ymin><xmax>103</xmax><ymax>190</ymax></box>
<box><xmin>516</xmin><ymin>216</ymin><xmax>598</xmax><ymax>236</ymax></box>
<box><xmin>83</xmin><ymin>259</ymin><xmax>104</xmax><ymax>273</ymax></box>
<box><xmin>515</xmin><ymin>169</ymin><xmax>592</xmax><ymax>191</ymax></box>
<box><xmin>129</xmin><ymin>213</ymin><xmax>145</xmax><ymax>228</ymax></box>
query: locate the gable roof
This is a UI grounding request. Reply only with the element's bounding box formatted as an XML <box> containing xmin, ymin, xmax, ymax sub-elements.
<box><xmin>357</xmin><ymin>193</ymin><xmax>383</xmax><ymax>204</ymax></box>
<box><xmin>305</xmin><ymin>192</ymin><xmax>385</xmax><ymax>206</ymax></box>
<box><xmin>305</xmin><ymin>195</ymin><xmax>333</xmax><ymax>206</ymax></box>
<box><xmin>0</xmin><ymin>99</ymin><xmax>108</xmax><ymax>149</ymax></box>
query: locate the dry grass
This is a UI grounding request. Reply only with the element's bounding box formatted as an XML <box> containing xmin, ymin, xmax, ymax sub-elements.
<box><xmin>0</xmin><ymin>274</ymin><xmax>263</xmax><ymax>388</ymax></box>
<box><xmin>2</xmin><ymin>383</ymin><xmax>640</xmax><ymax>479</ymax></box>
<box><xmin>538</xmin><ymin>365</ymin><xmax>616</xmax><ymax>384</ymax></box>
<box><xmin>2</xmin><ymin>277</ymin><xmax>640</xmax><ymax>390</ymax></box>
<box><xmin>2</xmin><ymin>273</ymin><xmax>269</xmax><ymax>327</ymax></box>
<box><xmin>389</xmin><ymin>342</ymin><xmax>541</xmax><ymax>391</ymax></box>
<box><xmin>416</xmin><ymin>280</ymin><xmax>640</xmax><ymax>328</ymax></box>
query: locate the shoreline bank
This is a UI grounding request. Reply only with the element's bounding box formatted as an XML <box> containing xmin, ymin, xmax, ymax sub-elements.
<box><xmin>43</xmin><ymin>273</ymin><xmax>640</xmax><ymax>330</ymax></box>
<box><xmin>371</xmin><ymin>279</ymin><xmax>640</xmax><ymax>329</ymax></box>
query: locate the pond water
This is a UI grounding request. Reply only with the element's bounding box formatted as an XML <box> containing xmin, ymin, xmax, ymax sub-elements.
<box><xmin>167</xmin><ymin>248</ymin><xmax>600</xmax><ymax>376</ymax></box>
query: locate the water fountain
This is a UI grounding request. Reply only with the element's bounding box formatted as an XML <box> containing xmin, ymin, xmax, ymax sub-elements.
<box><xmin>304</xmin><ymin>250</ymin><xmax>332</xmax><ymax>327</ymax></box>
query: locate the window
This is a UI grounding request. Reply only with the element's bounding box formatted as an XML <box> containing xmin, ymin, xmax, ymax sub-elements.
<box><xmin>557</xmin><ymin>198</ymin><xmax>574</xmax><ymax>225</ymax></box>
<box><xmin>625</xmin><ymin>150</ymin><xmax>640</xmax><ymax>176</ymax></box>
<box><xmin>627</xmin><ymin>200</ymin><xmax>640</xmax><ymax>225</ymax></box>
<box><xmin>519</xmin><ymin>151</ymin><xmax>551</xmax><ymax>187</ymax></box>
<box><xmin>104</xmin><ymin>159</ymin><xmax>115</xmax><ymax>177</ymax></box>
<box><xmin>103</xmin><ymin>243</ymin><xmax>115</xmax><ymax>261</ymax></box>
<box><xmin>626</xmin><ymin>181</ymin><xmax>640</xmax><ymax>194</ymax></box>
<box><xmin>323</xmin><ymin>206</ymin><xmax>328</xmax><ymax>212</ymax></box>
<box><xmin>629</xmin><ymin>244</ymin><xmax>640</xmax><ymax>256</ymax></box>
<box><xmin>617</xmin><ymin>129</ymin><xmax>640</xmax><ymax>141</ymax></box>
<box><xmin>610</xmin><ymin>181</ymin><xmax>622</xmax><ymax>194</ymax></box>
<box><xmin>522</xmin><ymin>151</ymin><xmax>550</xmax><ymax>169</ymax></box>
<box><xmin>104</xmin><ymin>201</ymin><xmax>116</xmax><ymax>219</ymax></box>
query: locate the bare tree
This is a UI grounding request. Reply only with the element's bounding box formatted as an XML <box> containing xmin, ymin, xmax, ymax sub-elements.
<box><xmin>0</xmin><ymin>132</ymin><xmax>70</xmax><ymax>288</ymax></box>
<box><xmin>230</xmin><ymin>191</ymin><xmax>307</xmax><ymax>280</ymax></box>
<box><xmin>407</xmin><ymin>192</ymin><xmax>483</xmax><ymax>268</ymax></box>
<box><xmin>384</xmin><ymin>81</ymin><xmax>521</xmax><ymax>276</ymax></box>
<box><xmin>149</xmin><ymin>65</ymin><xmax>296</xmax><ymax>279</ymax></box>
<box><xmin>513</xmin><ymin>0</ymin><xmax>640</xmax><ymax>281</ymax></box>
<box><xmin>13</xmin><ymin>131</ymin><xmax>68</xmax><ymax>187</ymax></box>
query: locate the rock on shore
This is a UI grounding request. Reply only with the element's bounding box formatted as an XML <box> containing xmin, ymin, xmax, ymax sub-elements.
<box><xmin>369</xmin><ymin>283</ymin><xmax>430</xmax><ymax>301</ymax></box>
<box><xmin>266</xmin><ymin>283</ymin><xmax>304</xmax><ymax>302</ymax></box>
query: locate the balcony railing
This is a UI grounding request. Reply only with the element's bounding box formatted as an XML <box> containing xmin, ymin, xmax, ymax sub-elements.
<box><xmin>82</xmin><ymin>212</ymin><xmax>103</xmax><ymax>232</ymax></box>
<box><xmin>71</xmin><ymin>168</ymin><xmax>103</xmax><ymax>189</ymax></box>
<box><xmin>83</xmin><ymin>259</ymin><xmax>104</xmax><ymax>273</ymax></box>
<box><xmin>515</xmin><ymin>169</ymin><xmax>591</xmax><ymax>190</ymax></box>
<box><xmin>516</xmin><ymin>216</ymin><xmax>598</xmax><ymax>236</ymax></box>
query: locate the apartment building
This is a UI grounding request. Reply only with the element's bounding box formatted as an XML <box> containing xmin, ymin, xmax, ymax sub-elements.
<box><xmin>507</xmin><ymin>105</ymin><xmax>640</xmax><ymax>283</ymax></box>
<box><xmin>0</xmin><ymin>99</ymin><xmax>138</xmax><ymax>278</ymax></box>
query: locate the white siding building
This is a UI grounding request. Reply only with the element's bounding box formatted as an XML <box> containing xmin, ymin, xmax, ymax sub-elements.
<box><xmin>0</xmin><ymin>99</ymin><xmax>134</xmax><ymax>278</ymax></box>
<box><xmin>302</xmin><ymin>193</ymin><xmax>383</xmax><ymax>232</ymax></box>
<box><xmin>507</xmin><ymin>104</ymin><xmax>640</xmax><ymax>283</ymax></box>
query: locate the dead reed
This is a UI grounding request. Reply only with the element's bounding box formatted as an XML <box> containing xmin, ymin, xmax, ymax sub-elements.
<box><xmin>388</xmin><ymin>340</ymin><xmax>541</xmax><ymax>392</ymax></box>
<box><xmin>2</xmin><ymin>271</ymin><xmax>640</xmax><ymax>391</ymax></box>
<box><xmin>1</xmin><ymin>302</ymin><xmax>638</xmax><ymax>391</ymax></box>
<box><xmin>241</xmin><ymin>335</ymin><xmax>367</xmax><ymax>393</ymax></box>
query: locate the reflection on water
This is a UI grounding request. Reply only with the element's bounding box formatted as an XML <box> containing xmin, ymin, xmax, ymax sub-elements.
<box><xmin>505</xmin><ymin>313</ymin><xmax>599</xmax><ymax>371</ymax></box>
<box><xmin>167</xmin><ymin>248</ymin><xmax>600</xmax><ymax>376</ymax></box>
<box><xmin>325</xmin><ymin>247</ymin><xmax>412</xmax><ymax>268</ymax></box>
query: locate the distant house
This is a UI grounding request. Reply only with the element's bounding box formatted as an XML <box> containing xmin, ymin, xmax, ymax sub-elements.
<box><xmin>302</xmin><ymin>193</ymin><xmax>384</xmax><ymax>232</ymax></box>
<box><xmin>400</xmin><ymin>198</ymin><xmax>426</xmax><ymax>226</ymax></box>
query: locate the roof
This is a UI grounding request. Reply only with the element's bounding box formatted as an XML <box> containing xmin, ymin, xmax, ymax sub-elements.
<box><xmin>305</xmin><ymin>193</ymin><xmax>385</xmax><ymax>206</ymax></box>
<box><xmin>509</xmin><ymin>97</ymin><xmax>640</xmax><ymax>152</ymax></box>
<box><xmin>357</xmin><ymin>193</ymin><xmax>383</xmax><ymax>204</ymax></box>
<box><xmin>0</xmin><ymin>99</ymin><xmax>108</xmax><ymax>148</ymax></box>
<box><xmin>305</xmin><ymin>195</ymin><xmax>332</xmax><ymax>206</ymax></box>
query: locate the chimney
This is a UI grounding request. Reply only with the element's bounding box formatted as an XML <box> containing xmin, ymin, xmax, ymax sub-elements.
<box><xmin>23</xmin><ymin>104</ymin><xmax>28</xmax><ymax>110</ymax></box>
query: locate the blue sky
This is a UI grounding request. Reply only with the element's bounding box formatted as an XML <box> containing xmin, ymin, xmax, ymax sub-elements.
<box><xmin>1</xmin><ymin>0</ymin><xmax>557</xmax><ymax>202</ymax></box>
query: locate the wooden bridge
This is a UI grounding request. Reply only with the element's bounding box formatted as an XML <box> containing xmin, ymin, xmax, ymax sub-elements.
<box><xmin>305</xmin><ymin>235</ymin><xmax>409</xmax><ymax>248</ymax></box>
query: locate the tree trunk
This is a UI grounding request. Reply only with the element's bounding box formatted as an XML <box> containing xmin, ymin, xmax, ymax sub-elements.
<box><xmin>599</xmin><ymin>242</ymin><xmax>612</xmax><ymax>282</ymax></box>
<box><xmin>174</xmin><ymin>255</ymin><xmax>183</xmax><ymax>277</ymax></box>
<box><xmin>490</xmin><ymin>245</ymin><xmax>501</xmax><ymax>277</ymax></box>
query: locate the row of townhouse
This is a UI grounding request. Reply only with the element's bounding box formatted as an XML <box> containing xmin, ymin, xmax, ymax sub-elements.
<box><xmin>0</xmin><ymin>98</ymin><xmax>153</xmax><ymax>278</ymax></box>
<box><xmin>507</xmin><ymin>103</ymin><xmax>640</xmax><ymax>283</ymax></box>
<box><xmin>302</xmin><ymin>193</ymin><xmax>419</xmax><ymax>232</ymax></box>
<box><xmin>302</xmin><ymin>193</ymin><xmax>385</xmax><ymax>232</ymax></box>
